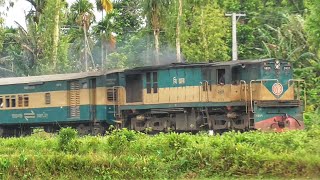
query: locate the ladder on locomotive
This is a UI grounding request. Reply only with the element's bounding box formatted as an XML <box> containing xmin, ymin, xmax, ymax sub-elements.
<box><xmin>110</xmin><ymin>86</ymin><xmax>122</xmax><ymax>120</ymax></box>
<box><xmin>240</xmin><ymin>80</ymin><xmax>254</xmax><ymax>129</ymax></box>
<box><xmin>200</xmin><ymin>107</ymin><xmax>211</xmax><ymax>129</ymax></box>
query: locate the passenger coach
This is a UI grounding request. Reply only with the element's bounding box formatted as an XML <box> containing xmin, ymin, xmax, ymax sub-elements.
<box><xmin>0</xmin><ymin>70</ymin><xmax>123</xmax><ymax>136</ymax></box>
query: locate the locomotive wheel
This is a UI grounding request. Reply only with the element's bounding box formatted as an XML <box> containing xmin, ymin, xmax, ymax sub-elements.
<box><xmin>92</xmin><ymin>124</ymin><xmax>105</xmax><ymax>135</ymax></box>
<box><xmin>19</xmin><ymin>127</ymin><xmax>32</xmax><ymax>137</ymax></box>
<box><xmin>0</xmin><ymin>127</ymin><xmax>4</xmax><ymax>137</ymax></box>
<box><xmin>77</xmin><ymin>124</ymin><xmax>90</xmax><ymax>136</ymax></box>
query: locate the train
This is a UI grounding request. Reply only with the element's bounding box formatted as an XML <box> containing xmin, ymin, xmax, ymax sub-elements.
<box><xmin>0</xmin><ymin>58</ymin><xmax>305</xmax><ymax>136</ymax></box>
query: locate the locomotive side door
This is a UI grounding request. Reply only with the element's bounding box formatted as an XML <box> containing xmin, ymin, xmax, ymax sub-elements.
<box><xmin>126</xmin><ymin>74</ymin><xmax>143</xmax><ymax>103</ymax></box>
<box><xmin>89</xmin><ymin>78</ymin><xmax>97</xmax><ymax>121</ymax></box>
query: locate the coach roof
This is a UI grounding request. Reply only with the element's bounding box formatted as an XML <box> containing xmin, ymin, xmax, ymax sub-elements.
<box><xmin>0</xmin><ymin>69</ymin><xmax>123</xmax><ymax>86</ymax></box>
<box><xmin>125</xmin><ymin>58</ymin><xmax>278</xmax><ymax>72</ymax></box>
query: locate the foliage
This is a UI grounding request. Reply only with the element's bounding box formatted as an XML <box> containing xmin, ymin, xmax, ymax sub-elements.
<box><xmin>0</xmin><ymin>127</ymin><xmax>319</xmax><ymax>179</ymax></box>
<box><xmin>57</xmin><ymin>127</ymin><xmax>80</xmax><ymax>153</ymax></box>
<box><xmin>180</xmin><ymin>2</ymin><xmax>230</xmax><ymax>62</ymax></box>
<box><xmin>37</xmin><ymin>0</ymin><xmax>69</xmax><ymax>74</ymax></box>
<box><xmin>305</xmin><ymin>0</ymin><xmax>320</xmax><ymax>57</ymax></box>
<box><xmin>304</xmin><ymin>110</ymin><xmax>320</xmax><ymax>129</ymax></box>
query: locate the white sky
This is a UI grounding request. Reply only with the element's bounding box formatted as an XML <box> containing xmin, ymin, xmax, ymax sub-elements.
<box><xmin>2</xmin><ymin>0</ymin><xmax>102</xmax><ymax>28</ymax></box>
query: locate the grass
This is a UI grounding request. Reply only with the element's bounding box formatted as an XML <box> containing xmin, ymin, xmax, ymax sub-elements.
<box><xmin>0</xmin><ymin>127</ymin><xmax>319</xmax><ymax>179</ymax></box>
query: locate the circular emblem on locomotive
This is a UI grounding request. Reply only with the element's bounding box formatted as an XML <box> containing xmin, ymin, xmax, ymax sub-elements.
<box><xmin>272</xmin><ymin>83</ymin><xmax>283</xmax><ymax>96</ymax></box>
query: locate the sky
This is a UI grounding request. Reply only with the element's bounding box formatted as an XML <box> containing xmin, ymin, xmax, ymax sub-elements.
<box><xmin>1</xmin><ymin>0</ymin><xmax>102</xmax><ymax>28</ymax></box>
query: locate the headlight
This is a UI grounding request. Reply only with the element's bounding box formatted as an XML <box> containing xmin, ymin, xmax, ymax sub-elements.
<box><xmin>284</xmin><ymin>66</ymin><xmax>291</xmax><ymax>70</ymax></box>
<box><xmin>275</xmin><ymin>60</ymin><xmax>280</xmax><ymax>69</ymax></box>
<box><xmin>264</xmin><ymin>66</ymin><xmax>271</xmax><ymax>70</ymax></box>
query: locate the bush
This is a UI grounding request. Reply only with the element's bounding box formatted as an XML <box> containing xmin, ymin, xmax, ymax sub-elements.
<box><xmin>0</xmin><ymin>127</ymin><xmax>319</xmax><ymax>179</ymax></box>
<box><xmin>57</xmin><ymin>127</ymin><xmax>80</xmax><ymax>153</ymax></box>
<box><xmin>107</xmin><ymin>128</ymin><xmax>138</xmax><ymax>153</ymax></box>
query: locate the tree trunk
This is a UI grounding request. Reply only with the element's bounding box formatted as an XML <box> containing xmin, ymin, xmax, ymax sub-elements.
<box><xmin>176</xmin><ymin>0</ymin><xmax>182</xmax><ymax>63</ymax></box>
<box><xmin>52</xmin><ymin>0</ymin><xmax>60</xmax><ymax>69</ymax></box>
<box><xmin>154</xmin><ymin>28</ymin><xmax>160</xmax><ymax>65</ymax></box>
<box><xmin>200</xmin><ymin>9</ymin><xmax>209</xmax><ymax>61</ymax></box>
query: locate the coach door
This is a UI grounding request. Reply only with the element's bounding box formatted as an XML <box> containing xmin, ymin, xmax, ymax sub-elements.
<box><xmin>89</xmin><ymin>78</ymin><xmax>97</xmax><ymax>121</ymax></box>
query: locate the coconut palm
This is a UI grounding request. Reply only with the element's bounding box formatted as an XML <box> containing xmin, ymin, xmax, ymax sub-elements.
<box><xmin>69</xmin><ymin>0</ymin><xmax>96</xmax><ymax>71</ymax></box>
<box><xmin>95</xmin><ymin>0</ymin><xmax>114</xmax><ymax>69</ymax></box>
<box><xmin>13</xmin><ymin>20</ymin><xmax>42</xmax><ymax>75</ymax></box>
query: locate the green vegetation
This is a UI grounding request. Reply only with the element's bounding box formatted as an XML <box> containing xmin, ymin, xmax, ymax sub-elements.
<box><xmin>0</xmin><ymin>1</ymin><xmax>318</xmax><ymax>178</ymax></box>
<box><xmin>0</xmin><ymin>127</ymin><xmax>319</xmax><ymax>179</ymax></box>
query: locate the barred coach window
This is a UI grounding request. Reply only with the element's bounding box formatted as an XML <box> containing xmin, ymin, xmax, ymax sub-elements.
<box><xmin>5</xmin><ymin>96</ymin><xmax>10</xmax><ymax>107</ymax></box>
<box><xmin>11</xmin><ymin>95</ymin><xmax>16</xmax><ymax>107</ymax></box>
<box><xmin>24</xmin><ymin>95</ymin><xmax>29</xmax><ymax>107</ymax></box>
<box><xmin>45</xmin><ymin>93</ymin><xmax>51</xmax><ymax>104</ymax></box>
<box><xmin>18</xmin><ymin>95</ymin><xmax>23</xmax><ymax>107</ymax></box>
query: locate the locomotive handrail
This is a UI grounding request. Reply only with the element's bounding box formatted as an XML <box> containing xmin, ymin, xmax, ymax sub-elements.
<box><xmin>199</xmin><ymin>80</ymin><xmax>209</xmax><ymax>102</ymax></box>
<box><xmin>240</xmin><ymin>80</ymin><xmax>247</xmax><ymax>113</ymax></box>
<box><xmin>288</xmin><ymin>79</ymin><xmax>306</xmax><ymax>111</ymax></box>
<box><xmin>112</xmin><ymin>86</ymin><xmax>125</xmax><ymax>118</ymax></box>
<box><xmin>249</xmin><ymin>79</ymin><xmax>279</xmax><ymax>113</ymax></box>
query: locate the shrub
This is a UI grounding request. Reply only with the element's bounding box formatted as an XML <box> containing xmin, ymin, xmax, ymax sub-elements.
<box><xmin>57</xmin><ymin>127</ymin><xmax>80</xmax><ymax>153</ymax></box>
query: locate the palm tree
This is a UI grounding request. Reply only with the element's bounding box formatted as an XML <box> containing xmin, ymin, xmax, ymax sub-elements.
<box><xmin>95</xmin><ymin>0</ymin><xmax>113</xmax><ymax>69</ymax></box>
<box><xmin>143</xmin><ymin>0</ymin><xmax>169</xmax><ymax>65</ymax></box>
<box><xmin>13</xmin><ymin>20</ymin><xmax>42</xmax><ymax>75</ymax></box>
<box><xmin>25</xmin><ymin>0</ymin><xmax>47</xmax><ymax>23</ymax></box>
<box><xmin>70</xmin><ymin>0</ymin><xmax>95</xmax><ymax>29</ymax></box>
<box><xmin>69</xmin><ymin>0</ymin><xmax>95</xmax><ymax>71</ymax></box>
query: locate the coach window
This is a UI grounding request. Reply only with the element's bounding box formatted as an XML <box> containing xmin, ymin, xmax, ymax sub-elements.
<box><xmin>5</xmin><ymin>96</ymin><xmax>10</xmax><ymax>107</ymax></box>
<box><xmin>0</xmin><ymin>96</ymin><xmax>3</xmax><ymax>108</ymax></box>
<box><xmin>18</xmin><ymin>95</ymin><xmax>23</xmax><ymax>107</ymax></box>
<box><xmin>146</xmin><ymin>72</ymin><xmax>151</xmax><ymax>94</ymax></box>
<box><xmin>153</xmin><ymin>72</ymin><xmax>158</xmax><ymax>93</ymax></box>
<box><xmin>24</xmin><ymin>95</ymin><xmax>29</xmax><ymax>107</ymax></box>
<box><xmin>11</xmin><ymin>96</ymin><xmax>16</xmax><ymax>107</ymax></box>
<box><xmin>45</xmin><ymin>93</ymin><xmax>51</xmax><ymax>104</ymax></box>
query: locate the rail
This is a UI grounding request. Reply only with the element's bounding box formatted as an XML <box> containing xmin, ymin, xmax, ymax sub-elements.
<box><xmin>288</xmin><ymin>79</ymin><xmax>306</xmax><ymax>111</ymax></box>
<box><xmin>249</xmin><ymin>79</ymin><xmax>279</xmax><ymax>113</ymax></box>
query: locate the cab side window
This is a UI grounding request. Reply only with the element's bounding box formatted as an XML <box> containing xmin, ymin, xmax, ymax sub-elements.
<box><xmin>217</xmin><ymin>69</ymin><xmax>225</xmax><ymax>85</ymax></box>
<box><xmin>146</xmin><ymin>72</ymin><xmax>158</xmax><ymax>94</ymax></box>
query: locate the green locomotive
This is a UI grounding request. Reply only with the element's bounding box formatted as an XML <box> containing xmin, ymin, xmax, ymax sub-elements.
<box><xmin>0</xmin><ymin>59</ymin><xmax>304</xmax><ymax>136</ymax></box>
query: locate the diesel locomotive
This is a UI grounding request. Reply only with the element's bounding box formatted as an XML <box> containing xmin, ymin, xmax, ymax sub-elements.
<box><xmin>0</xmin><ymin>58</ymin><xmax>305</xmax><ymax>136</ymax></box>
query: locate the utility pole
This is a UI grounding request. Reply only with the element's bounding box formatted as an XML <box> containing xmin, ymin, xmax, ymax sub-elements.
<box><xmin>101</xmin><ymin>11</ymin><xmax>104</xmax><ymax>70</ymax></box>
<box><xmin>225</xmin><ymin>13</ymin><xmax>246</xmax><ymax>61</ymax></box>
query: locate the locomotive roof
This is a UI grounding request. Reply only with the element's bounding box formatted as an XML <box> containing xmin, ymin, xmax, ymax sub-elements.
<box><xmin>0</xmin><ymin>69</ymin><xmax>123</xmax><ymax>86</ymax></box>
<box><xmin>125</xmin><ymin>58</ymin><xmax>280</xmax><ymax>72</ymax></box>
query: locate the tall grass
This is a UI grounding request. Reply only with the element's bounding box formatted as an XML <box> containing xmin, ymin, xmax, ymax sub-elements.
<box><xmin>0</xmin><ymin>127</ymin><xmax>319</xmax><ymax>179</ymax></box>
